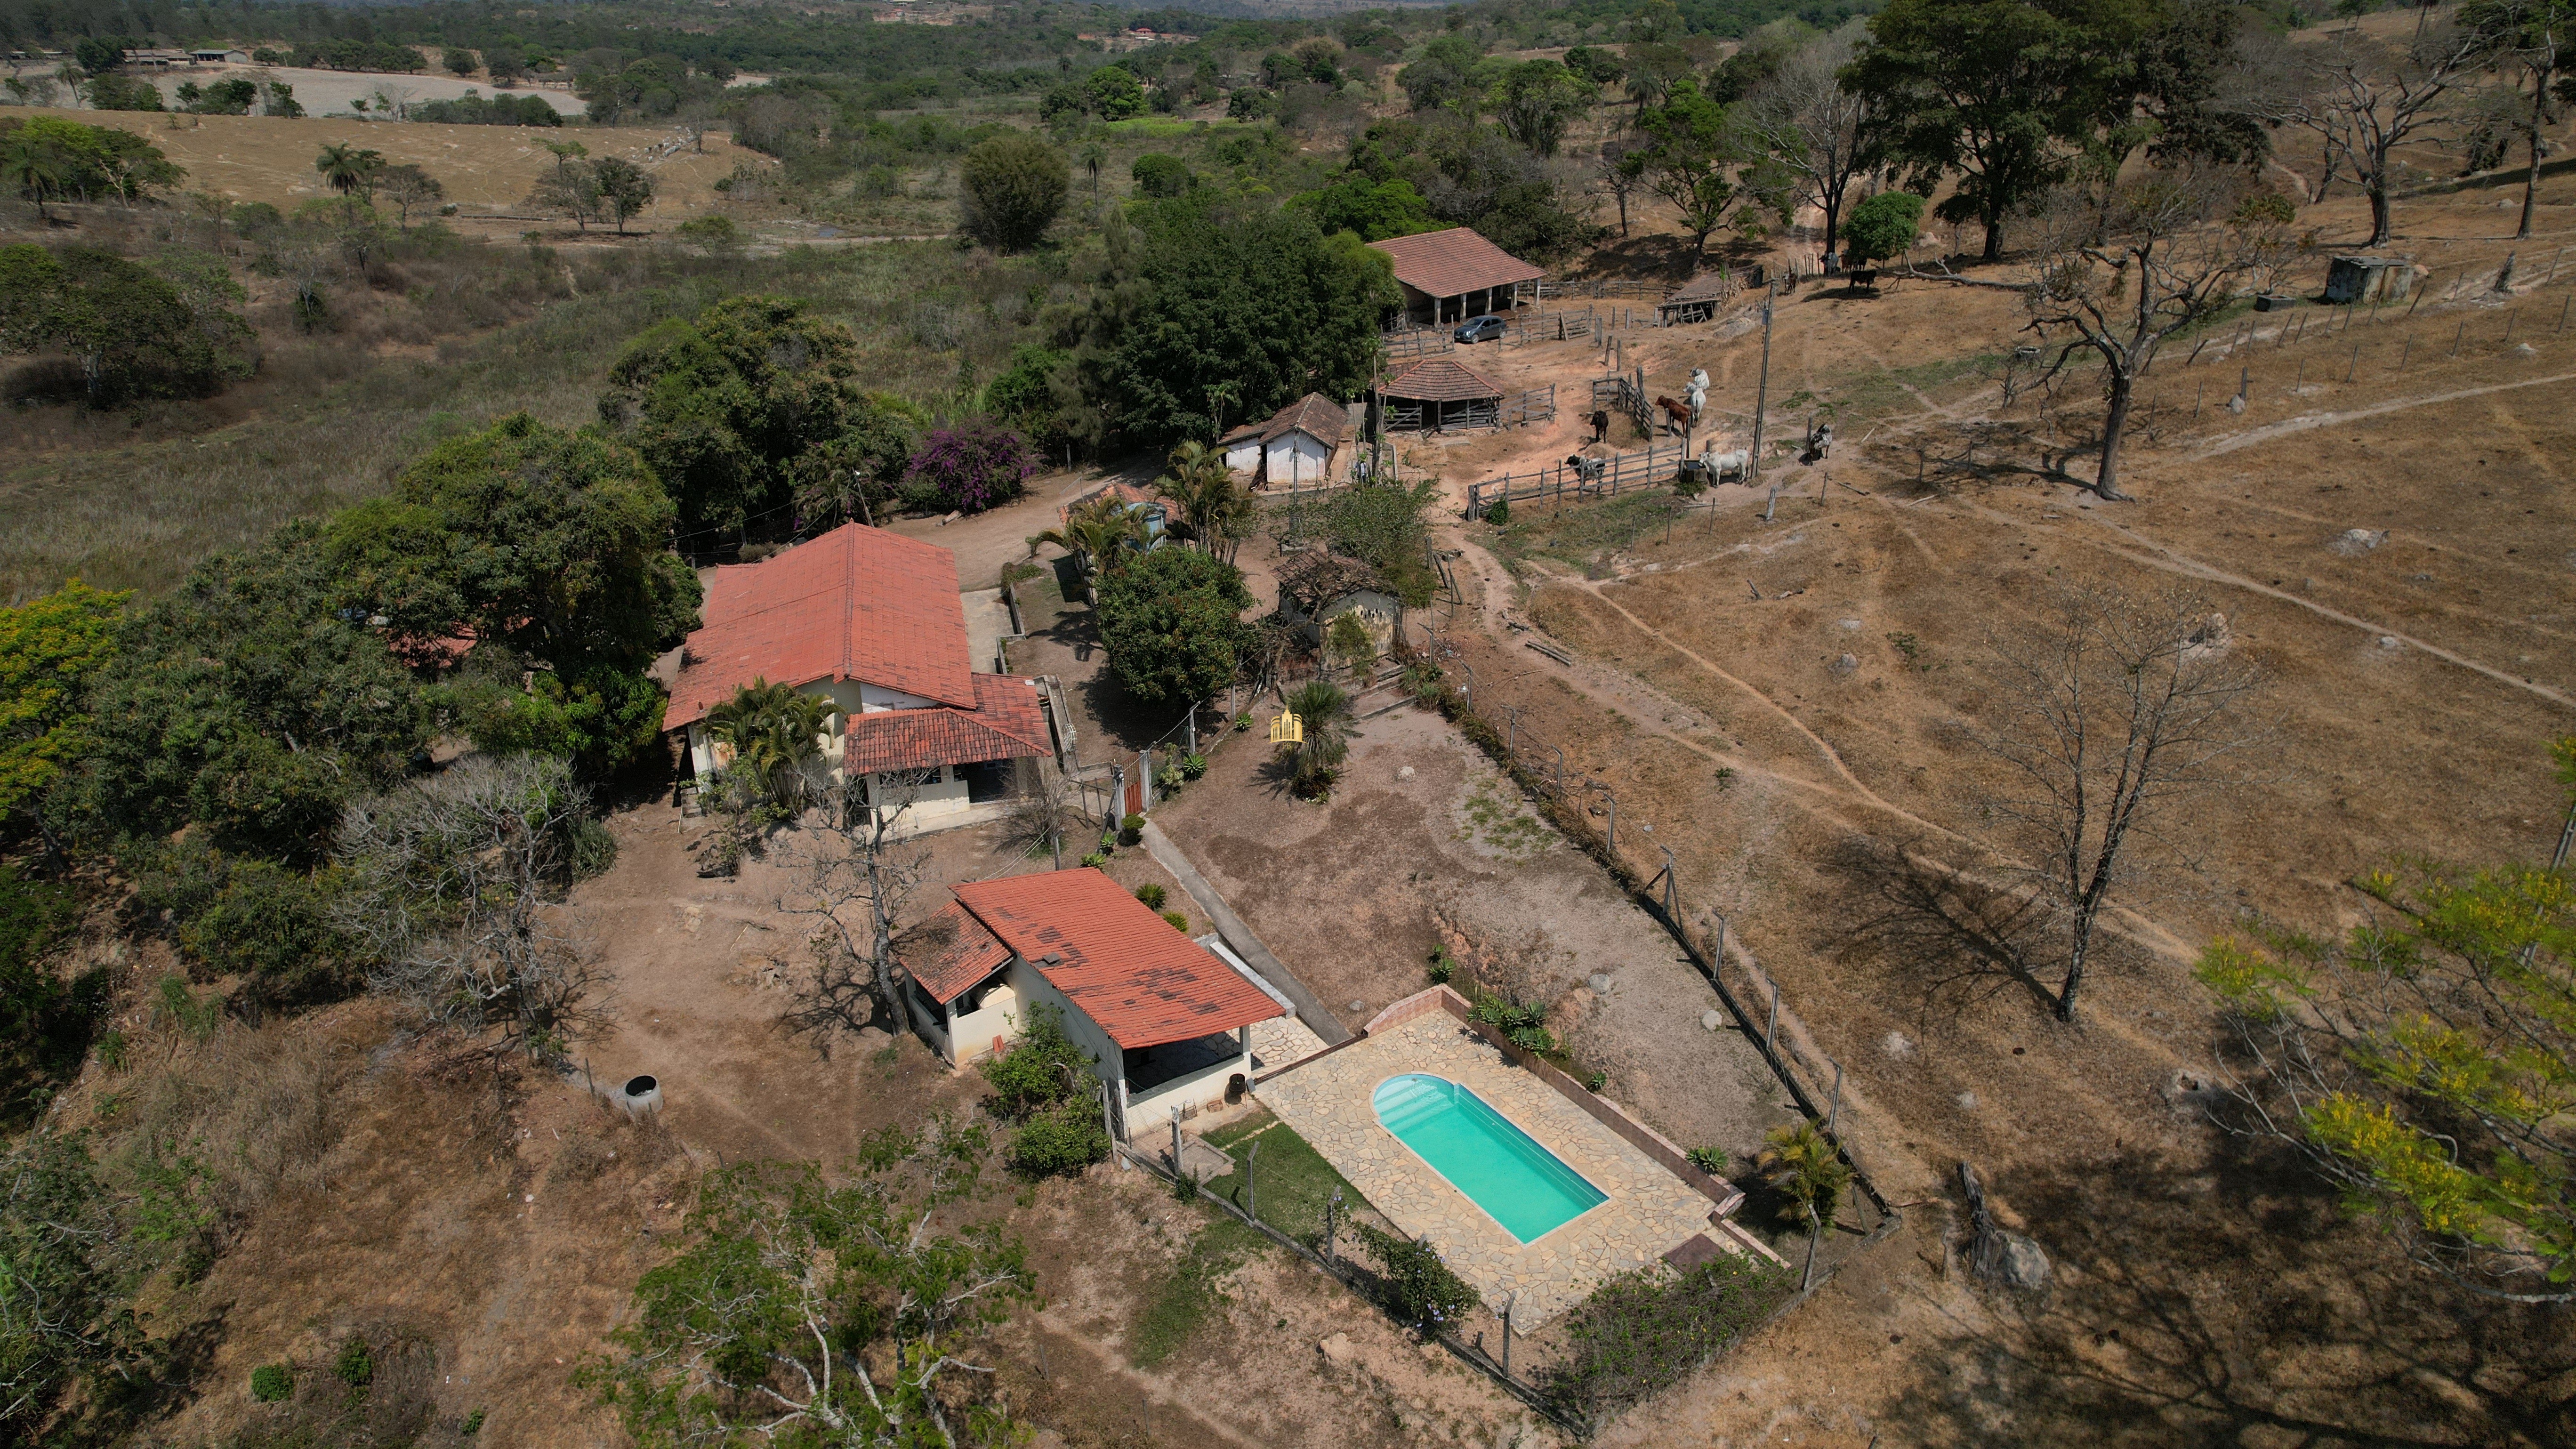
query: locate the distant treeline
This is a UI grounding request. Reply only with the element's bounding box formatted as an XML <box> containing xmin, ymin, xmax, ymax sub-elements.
<box><xmin>411</xmin><ymin>92</ymin><xmax>562</xmax><ymax>127</ymax></box>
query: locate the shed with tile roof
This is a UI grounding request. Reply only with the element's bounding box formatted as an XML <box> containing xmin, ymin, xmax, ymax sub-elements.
<box><xmin>894</xmin><ymin>869</ymin><xmax>1288</xmax><ymax>1127</ymax></box>
<box><xmin>1368</xmin><ymin>228</ymin><xmax>1544</xmax><ymax>325</ymax></box>
<box><xmin>663</xmin><ymin>522</ymin><xmax>1050</xmax><ymax>829</ymax></box>
<box><xmin>1380</xmin><ymin>357</ymin><xmax>1506</xmax><ymax>432</ymax></box>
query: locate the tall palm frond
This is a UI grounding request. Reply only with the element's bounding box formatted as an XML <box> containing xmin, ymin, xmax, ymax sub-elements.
<box><xmin>1154</xmin><ymin>441</ymin><xmax>1252</xmax><ymax>562</ymax></box>
<box><xmin>704</xmin><ymin>678</ymin><xmax>835</xmax><ymax>810</ymax></box>
<box><xmin>1024</xmin><ymin>492</ymin><xmax>1146</xmax><ymax>576</ymax></box>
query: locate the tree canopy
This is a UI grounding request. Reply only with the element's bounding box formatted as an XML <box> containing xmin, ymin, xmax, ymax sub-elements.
<box><xmin>601</xmin><ymin>294</ymin><xmax>872</xmax><ymax>541</ymax></box>
<box><xmin>0</xmin><ymin>243</ymin><xmax>254</xmax><ymax>407</ymax></box>
<box><xmin>1107</xmin><ymin>194</ymin><xmax>1398</xmax><ymax>446</ymax></box>
<box><xmin>958</xmin><ymin>130</ymin><xmax>1069</xmax><ymax>252</ymax></box>
<box><xmin>0</xmin><ymin>580</ymin><xmax>125</xmax><ymax>838</ymax></box>
<box><xmin>1093</xmin><ymin>545</ymin><xmax>1256</xmax><ymax>709</ymax></box>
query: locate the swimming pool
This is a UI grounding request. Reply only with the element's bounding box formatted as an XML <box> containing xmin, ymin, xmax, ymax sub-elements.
<box><xmin>1371</xmin><ymin>1072</ymin><xmax>1608</xmax><ymax>1243</ymax></box>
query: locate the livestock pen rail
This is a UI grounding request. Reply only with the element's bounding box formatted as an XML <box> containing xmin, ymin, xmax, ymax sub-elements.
<box><xmin>1465</xmin><ymin>439</ymin><xmax>1691</xmax><ymax>517</ymax></box>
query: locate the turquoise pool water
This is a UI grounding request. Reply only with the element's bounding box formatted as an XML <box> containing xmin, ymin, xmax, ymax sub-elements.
<box><xmin>1371</xmin><ymin>1073</ymin><xmax>1608</xmax><ymax>1243</ymax></box>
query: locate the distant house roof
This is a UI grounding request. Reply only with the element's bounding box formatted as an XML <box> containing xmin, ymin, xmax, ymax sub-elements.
<box><xmin>1366</xmin><ymin>228</ymin><xmax>1543</xmax><ymax>300</ymax></box>
<box><xmin>1223</xmin><ymin>393</ymin><xmax>1350</xmax><ymax>447</ymax></box>
<box><xmin>663</xmin><ymin>523</ymin><xmax>978</xmax><ymax>729</ymax></box>
<box><xmin>950</xmin><ymin>869</ymin><xmax>1286</xmax><ymax>1050</ymax></box>
<box><xmin>839</xmin><ymin>674</ymin><xmax>1049</xmax><ymax>774</ymax></box>
<box><xmin>1380</xmin><ymin>357</ymin><xmax>1505</xmax><ymax>403</ymax></box>
<box><xmin>896</xmin><ymin>902</ymin><xmax>1014</xmax><ymax>1005</ymax></box>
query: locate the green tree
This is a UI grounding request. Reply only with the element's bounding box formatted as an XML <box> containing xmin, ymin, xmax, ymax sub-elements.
<box><xmin>376</xmin><ymin>163</ymin><xmax>444</xmax><ymax>230</ymax></box>
<box><xmin>582</xmin><ymin>1135</ymin><xmax>1034</xmax><ymax>1446</ymax></box>
<box><xmin>592</xmin><ymin>155</ymin><xmax>654</xmax><ymax>234</ymax></box>
<box><xmin>958</xmin><ymin>131</ymin><xmax>1068</xmax><ymax>252</ymax></box>
<box><xmin>1290</xmin><ymin>172</ymin><xmax>1436</xmax><ymax>242</ymax></box>
<box><xmin>0</xmin><ymin>864</ymin><xmax>99</xmax><ymax>1123</ymax></box>
<box><xmin>1023</xmin><ymin>492</ymin><xmax>1146</xmax><ymax>585</ymax></box>
<box><xmin>602</xmin><ymin>294</ymin><xmax>871</xmax><ymax>539</ymax></box>
<box><xmin>1086</xmin><ymin>64</ymin><xmax>1146</xmax><ymax>120</ymax></box>
<box><xmin>2198</xmin><ymin>738</ymin><xmax>2576</xmax><ymax>1303</ymax></box>
<box><xmin>81</xmin><ymin>73</ymin><xmax>163</xmax><ymax>111</ymax></box>
<box><xmin>1108</xmin><ymin>195</ymin><xmax>1398</xmax><ymax>445</ymax></box>
<box><xmin>1093</xmin><ymin>546</ymin><xmax>1255</xmax><ymax>709</ymax></box>
<box><xmin>2459</xmin><ymin>0</ymin><xmax>2573</xmax><ymax>238</ymax></box>
<box><xmin>0</xmin><ymin>580</ymin><xmax>125</xmax><ymax>842</ymax></box>
<box><xmin>1634</xmin><ymin>81</ymin><xmax>1768</xmax><ymax>261</ymax></box>
<box><xmin>787</xmin><ymin>394</ymin><xmax>923</xmax><ymax>530</ymax></box>
<box><xmin>1279</xmin><ymin>679</ymin><xmax>1352</xmax><ymax>797</ymax></box>
<box><xmin>325</xmin><ymin>412</ymin><xmax>699</xmax><ymax>772</ymax></box>
<box><xmin>1755</xmin><ymin>1120</ymin><xmax>1853</xmax><ymax>1231</ymax></box>
<box><xmin>1130</xmin><ymin>151</ymin><xmax>1193</xmax><ymax>198</ymax></box>
<box><xmin>442</xmin><ymin>46</ymin><xmax>479</xmax><ymax>77</ymax></box>
<box><xmin>703</xmin><ymin>679</ymin><xmax>833</xmax><ymax>813</ymax></box>
<box><xmin>1077</xmin><ymin>137</ymin><xmax>1107</xmax><ymax>192</ymax></box>
<box><xmin>1154</xmin><ymin>441</ymin><xmax>1252</xmax><ymax>561</ymax></box>
<box><xmin>313</xmin><ymin>142</ymin><xmax>385</xmax><ymax>201</ymax></box>
<box><xmin>0</xmin><ymin>243</ymin><xmax>255</xmax><ymax>407</ymax></box>
<box><xmin>1399</xmin><ymin>33</ymin><xmax>1484</xmax><ymax>113</ymax></box>
<box><xmin>1838</xmin><ymin>189</ymin><xmax>1924</xmax><ymax>265</ymax></box>
<box><xmin>1848</xmin><ymin>0</ymin><xmax>2147</xmax><ymax>263</ymax></box>
<box><xmin>0</xmin><ymin>117</ymin><xmax>183</xmax><ymax>209</ymax></box>
<box><xmin>1563</xmin><ymin>45</ymin><xmax>1626</xmax><ymax>85</ymax></box>
<box><xmin>0</xmin><ymin>1135</ymin><xmax>142</xmax><ymax>1434</ymax></box>
<box><xmin>0</xmin><ymin>127</ymin><xmax>68</xmax><ymax>220</ymax></box>
<box><xmin>1490</xmin><ymin>59</ymin><xmax>1595</xmax><ymax>157</ymax></box>
<box><xmin>74</xmin><ymin>524</ymin><xmax>431</xmax><ymax>862</ymax></box>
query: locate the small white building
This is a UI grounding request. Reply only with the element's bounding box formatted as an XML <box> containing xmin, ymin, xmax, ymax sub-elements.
<box><xmin>1220</xmin><ymin>393</ymin><xmax>1350</xmax><ymax>488</ymax></box>
<box><xmin>660</xmin><ymin>522</ymin><xmax>1051</xmax><ymax>828</ymax></box>
<box><xmin>896</xmin><ymin>869</ymin><xmax>1288</xmax><ymax>1133</ymax></box>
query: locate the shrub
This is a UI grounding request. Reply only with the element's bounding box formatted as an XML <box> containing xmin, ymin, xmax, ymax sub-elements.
<box><xmin>958</xmin><ymin>131</ymin><xmax>1069</xmax><ymax>251</ymax></box>
<box><xmin>1585</xmin><ymin>1070</ymin><xmax>1607</xmax><ymax>1092</ymax></box>
<box><xmin>332</xmin><ymin>1336</ymin><xmax>373</xmax><ymax>1388</ymax></box>
<box><xmin>250</xmin><ymin>1362</ymin><xmax>293</xmax><ymax>1402</ymax></box>
<box><xmin>1484</xmin><ymin>497</ymin><xmax>1510</xmax><ymax>525</ymax></box>
<box><xmin>1133</xmin><ymin>883</ymin><xmax>1167</xmax><ymax>910</ymax></box>
<box><xmin>902</xmin><ymin>420</ymin><xmax>1035</xmax><ymax>515</ymax></box>
<box><xmin>978</xmin><ymin>1002</ymin><xmax>1092</xmax><ymax>1120</ymax></box>
<box><xmin>133</xmin><ymin>846</ymin><xmax>355</xmax><ymax>1009</ymax></box>
<box><xmin>1130</xmin><ymin>152</ymin><xmax>1192</xmax><ymax>198</ymax></box>
<box><xmin>1079</xmin><ymin>851</ymin><xmax>1108</xmax><ymax>868</ymax></box>
<box><xmin>1093</xmin><ymin>547</ymin><xmax>1256</xmax><ymax>708</ymax></box>
<box><xmin>1179</xmin><ymin>753</ymin><xmax>1208</xmax><ymax>780</ymax></box>
<box><xmin>1354</xmin><ymin>1224</ymin><xmax>1474</xmax><ymax>1332</ymax></box>
<box><xmin>1161</xmin><ymin>910</ymin><xmax>1189</xmax><ymax>932</ymax></box>
<box><xmin>1683</xmin><ymin>1146</ymin><xmax>1729</xmax><ymax>1177</ymax></box>
<box><xmin>1005</xmin><ymin>1105</ymin><xmax>1108</xmax><ymax>1179</ymax></box>
<box><xmin>1839</xmin><ymin>190</ymin><xmax>1925</xmax><ymax>267</ymax></box>
<box><xmin>1755</xmin><ymin>1120</ymin><xmax>1852</xmax><ymax>1232</ymax></box>
<box><xmin>1425</xmin><ymin>947</ymin><xmax>1454</xmax><ymax>984</ymax></box>
<box><xmin>1119</xmin><ymin>813</ymin><xmax>1144</xmax><ymax>845</ymax></box>
<box><xmin>1471</xmin><ymin>990</ymin><xmax>1556</xmax><ymax>1056</ymax></box>
<box><xmin>1539</xmin><ymin>1252</ymin><xmax>1792</xmax><ymax>1428</ymax></box>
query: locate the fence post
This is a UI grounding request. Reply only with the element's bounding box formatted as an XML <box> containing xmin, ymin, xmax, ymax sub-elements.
<box><xmin>1246</xmin><ymin>1138</ymin><xmax>1259</xmax><ymax>1223</ymax></box>
<box><xmin>1827</xmin><ymin>1060</ymin><xmax>1843</xmax><ymax>1135</ymax></box>
<box><xmin>1501</xmin><ymin>1293</ymin><xmax>1515</xmax><ymax>1377</ymax></box>
<box><xmin>1325</xmin><ymin>1187</ymin><xmax>1341</xmax><ymax>1265</ymax></box>
<box><xmin>1765</xmin><ymin>979</ymin><xmax>1779</xmax><ymax>1055</ymax></box>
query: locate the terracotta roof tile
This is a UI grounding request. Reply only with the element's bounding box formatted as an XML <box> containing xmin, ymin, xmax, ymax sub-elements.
<box><xmin>951</xmin><ymin>869</ymin><xmax>1285</xmax><ymax>1051</ymax></box>
<box><xmin>662</xmin><ymin>523</ymin><xmax>977</xmax><ymax>730</ymax></box>
<box><xmin>1263</xmin><ymin>393</ymin><xmax>1351</xmax><ymax>444</ymax></box>
<box><xmin>896</xmin><ymin>902</ymin><xmax>1014</xmax><ymax>1005</ymax></box>
<box><xmin>839</xmin><ymin>674</ymin><xmax>1051</xmax><ymax>775</ymax></box>
<box><xmin>1366</xmin><ymin>228</ymin><xmax>1543</xmax><ymax>299</ymax></box>
<box><xmin>1381</xmin><ymin>357</ymin><xmax>1505</xmax><ymax>403</ymax></box>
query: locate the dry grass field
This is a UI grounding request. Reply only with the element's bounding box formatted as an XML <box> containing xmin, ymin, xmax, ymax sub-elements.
<box><xmin>12</xmin><ymin>106</ymin><xmax>754</xmax><ymax>219</ymax></box>
<box><xmin>1352</xmin><ymin>169</ymin><xmax>2576</xmax><ymax>1445</ymax></box>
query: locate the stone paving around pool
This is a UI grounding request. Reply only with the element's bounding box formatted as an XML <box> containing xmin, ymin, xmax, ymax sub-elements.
<box><xmin>1254</xmin><ymin>1008</ymin><xmax>1724</xmax><ymax>1326</ymax></box>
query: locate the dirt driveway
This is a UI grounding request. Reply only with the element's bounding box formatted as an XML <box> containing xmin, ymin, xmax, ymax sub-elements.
<box><xmin>1149</xmin><ymin>705</ymin><xmax>1798</xmax><ymax>1170</ymax></box>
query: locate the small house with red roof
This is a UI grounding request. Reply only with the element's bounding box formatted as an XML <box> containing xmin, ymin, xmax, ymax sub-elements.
<box><xmin>661</xmin><ymin>522</ymin><xmax>1052</xmax><ymax>826</ymax></box>
<box><xmin>896</xmin><ymin>868</ymin><xmax>1289</xmax><ymax>1129</ymax></box>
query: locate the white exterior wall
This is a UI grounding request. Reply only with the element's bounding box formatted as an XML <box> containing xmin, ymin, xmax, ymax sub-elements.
<box><xmin>939</xmin><ymin>965</ymin><xmax>1023</xmax><ymax>1064</ymax></box>
<box><xmin>1222</xmin><ymin>438</ymin><xmax>1263</xmax><ymax>475</ymax></box>
<box><xmin>1006</xmin><ymin>961</ymin><xmax>1124</xmax><ymax>1093</ymax></box>
<box><xmin>869</xmin><ymin>765</ymin><xmax>971</xmax><ymax>821</ymax></box>
<box><xmin>1263</xmin><ymin>431</ymin><xmax>1335</xmax><ymax>487</ymax></box>
<box><xmin>1126</xmin><ymin>1028</ymin><xmax>1254</xmax><ymax>1124</ymax></box>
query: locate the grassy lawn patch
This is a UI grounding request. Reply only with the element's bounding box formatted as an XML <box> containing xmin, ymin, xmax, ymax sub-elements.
<box><xmin>1129</xmin><ymin>1214</ymin><xmax>1270</xmax><ymax>1367</ymax></box>
<box><xmin>1203</xmin><ymin>1108</ymin><xmax>1368</xmax><ymax>1244</ymax></box>
<box><xmin>1488</xmin><ymin>489</ymin><xmax>1680</xmax><ymax>577</ymax></box>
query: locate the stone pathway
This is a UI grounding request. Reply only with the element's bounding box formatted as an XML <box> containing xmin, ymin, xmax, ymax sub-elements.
<box><xmin>1255</xmin><ymin>1012</ymin><xmax>1723</xmax><ymax>1325</ymax></box>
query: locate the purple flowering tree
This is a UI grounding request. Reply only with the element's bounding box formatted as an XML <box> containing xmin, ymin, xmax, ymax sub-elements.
<box><xmin>902</xmin><ymin>419</ymin><xmax>1035</xmax><ymax>515</ymax></box>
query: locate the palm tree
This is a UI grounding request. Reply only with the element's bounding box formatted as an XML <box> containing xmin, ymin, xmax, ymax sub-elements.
<box><xmin>703</xmin><ymin>678</ymin><xmax>836</xmax><ymax>812</ymax></box>
<box><xmin>314</xmin><ymin>143</ymin><xmax>384</xmax><ymax>204</ymax></box>
<box><xmin>1280</xmin><ymin>680</ymin><xmax>1352</xmax><ymax>798</ymax></box>
<box><xmin>1755</xmin><ymin>1121</ymin><xmax>1853</xmax><ymax>1232</ymax></box>
<box><xmin>1078</xmin><ymin>139</ymin><xmax>1108</xmax><ymax>193</ymax></box>
<box><xmin>1024</xmin><ymin>492</ymin><xmax>1146</xmax><ymax>583</ymax></box>
<box><xmin>1154</xmin><ymin>442</ymin><xmax>1251</xmax><ymax>561</ymax></box>
<box><xmin>2</xmin><ymin>131</ymin><xmax>67</xmax><ymax>221</ymax></box>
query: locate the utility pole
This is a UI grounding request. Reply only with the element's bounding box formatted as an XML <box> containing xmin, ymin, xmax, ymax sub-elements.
<box><xmin>1750</xmin><ymin>282</ymin><xmax>1776</xmax><ymax>483</ymax></box>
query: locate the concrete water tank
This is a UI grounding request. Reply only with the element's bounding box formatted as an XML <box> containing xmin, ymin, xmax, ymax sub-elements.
<box><xmin>617</xmin><ymin>1074</ymin><xmax>663</xmax><ymax>1119</ymax></box>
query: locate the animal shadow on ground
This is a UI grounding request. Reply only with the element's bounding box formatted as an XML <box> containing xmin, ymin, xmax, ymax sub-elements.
<box><xmin>1880</xmin><ymin>1137</ymin><xmax>2576</xmax><ymax>1448</ymax></box>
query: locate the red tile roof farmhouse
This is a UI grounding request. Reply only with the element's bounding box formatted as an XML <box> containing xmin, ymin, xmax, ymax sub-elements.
<box><xmin>1366</xmin><ymin>227</ymin><xmax>1544</xmax><ymax>300</ymax></box>
<box><xmin>662</xmin><ymin>522</ymin><xmax>979</xmax><ymax>730</ymax></box>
